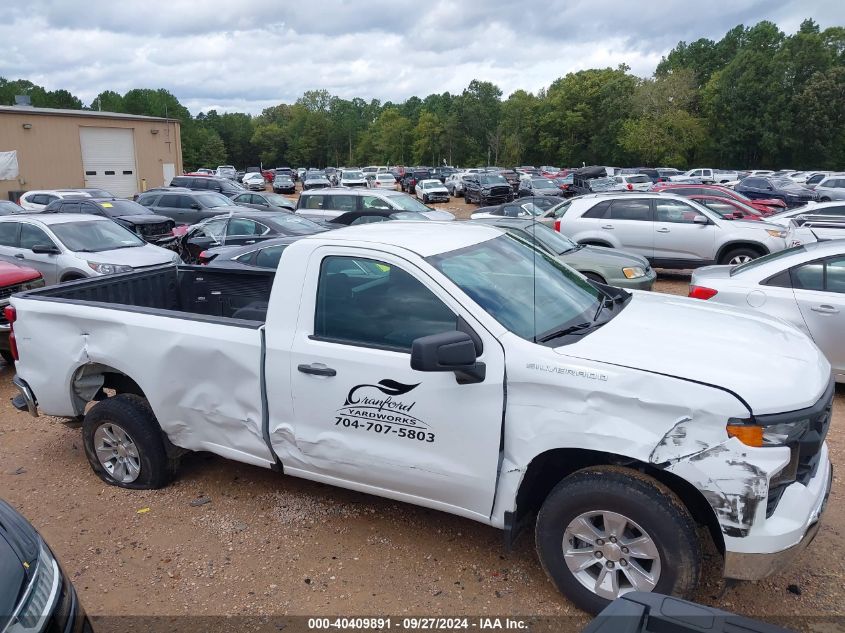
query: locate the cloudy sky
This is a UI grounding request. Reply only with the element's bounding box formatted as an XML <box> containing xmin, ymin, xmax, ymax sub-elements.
<box><xmin>2</xmin><ymin>0</ymin><xmax>843</xmax><ymax>115</ymax></box>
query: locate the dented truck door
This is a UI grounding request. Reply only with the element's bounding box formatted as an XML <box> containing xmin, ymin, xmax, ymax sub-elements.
<box><xmin>266</xmin><ymin>247</ymin><xmax>506</xmax><ymax>520</ymax></box>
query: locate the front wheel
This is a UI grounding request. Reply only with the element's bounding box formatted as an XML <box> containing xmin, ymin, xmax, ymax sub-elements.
<box><xmin>720</xmin><ymin>247</ymin><xmax>760</xmax><ymax>266</ymax></box>
<box><xmin>82</xmin><ymin>394</ymin><xmax>177</xmax><ymax>489</ymax></box>
<box><xmin>820</xmin><ymin>197</ymin><xmax>831</xmax><ymax>202</ymax></box>
<box><xmin>535</xmin><ymin>467</ymin><xmax>700</xmax><ymax>614</ymax></box>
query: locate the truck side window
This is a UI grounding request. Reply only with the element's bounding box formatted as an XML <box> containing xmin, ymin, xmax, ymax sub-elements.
<box><xmin>314</xmin><ymin>256</ymin><xmax>458</xmax><ymax>352</ymax></box>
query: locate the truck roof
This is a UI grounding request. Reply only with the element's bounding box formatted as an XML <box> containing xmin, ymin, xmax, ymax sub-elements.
<box><xmin>307</xmin><ymin>221</ymin><xmax>502</xmax><ymax>257</ymax></box>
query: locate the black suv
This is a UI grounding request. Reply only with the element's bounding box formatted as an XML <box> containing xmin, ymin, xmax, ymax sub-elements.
<box><xmin>463</xmin><ymin>173</ymin><xmax>514</xmax><ymax>205</ymax></box>
<box><xmin>400</xmin><ymin>168</ymin><xmax>432</xmax><ymax>192</ymax></box>
<box><xmin>169</xmin><ymin>175</ymin><xmax>245</xmax><ymax>197</ymax></box>
<box><xmin>43</xmin><ymin>198</ymin><xmax>176</xmax><ymax>244</ymax></box>
<box><xmin>431</xmin><ymin>166</ymin><xmax>457</xmax><ymax>183</ymax></box>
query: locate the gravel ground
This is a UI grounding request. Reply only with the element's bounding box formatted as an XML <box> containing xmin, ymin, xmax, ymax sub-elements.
<box><xmin>0</xmin><ymin>185</ymin><xmax>842</xmax><ymax>629</ymax></box>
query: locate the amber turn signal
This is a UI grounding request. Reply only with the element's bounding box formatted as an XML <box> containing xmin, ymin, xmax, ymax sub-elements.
<box><xmin>726</xmin><ymin>424</ymin><xmax>764</xmax><ymax>447</ymax></box>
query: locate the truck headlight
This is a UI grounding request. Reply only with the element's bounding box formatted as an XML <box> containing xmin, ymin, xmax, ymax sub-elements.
<box><xmin>8</xmin><ymin>540</ymin><xmax>61</xmax><ymax>632</ymax></box>
<box><xmin>622</xmin><ymin>266</ymin><xmax>646</xmax><ymax>279</ymax></box>
<box><xmin>19</xmin><ymin>278</ymin><xmax>45</xmax><ymax>291</ymax></box>
<box><xmin>88</xmin><ymin>262</ymin><xmax>134</xmax><ymax>275</ymax></box>
<box><xmin>766</xmin><ymin>228</ymin><xmax>787</xmax><ymax>238</ymax></box>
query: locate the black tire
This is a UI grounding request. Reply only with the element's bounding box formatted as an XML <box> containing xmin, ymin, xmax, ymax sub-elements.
<box><xmin>535</xmin><ymin>466</ymin><xmax>700</xmax><ymax>615</ymax></box>
<box><xmin>422</xmin><ymin>194</ymin><xmax>428</xmax><ymax>204</ymax></box>
<box><xmin>0</xmin><ymin>350</ymin><xmax>14</xmax><ymax>365</ymax></box>
<box><xmin>581</xmin><ymin>271</ymin><xmax>606</xmax><ymax>284</ymax></box>
<box><xmin>82</xmin><ymin>394</ymin><xmax>176</xmax><ymax>489</ymax></box>
<box><xmin>61</xmin><ymin>274</ymin><xmax>86</xmax><ymax>283</ymax></box>
<box><xmin>465</xmin><ymin>192</ymin><xmax>473</xmax><ymax>204</ymax></box>
<box><xmin>719</xmin><ymin>246</ymin><xmax>760</xmax><ymax>266</ymax></box>
<box><xmin>820</xmin><ymin>197</ymin><xmax>831</xmax><ymax>202</ymax></box>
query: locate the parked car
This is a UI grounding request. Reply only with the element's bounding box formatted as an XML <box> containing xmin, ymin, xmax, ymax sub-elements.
<box><xmin>231</xmin><ymin>191</ymin><xmax>295</xmax><ymax>212</ymax></box>
<box><xmin>43</xmin><ymin>198</ymin><xmax>177</xmax><ymax>245</ymax></box>
<box><xmin>553</xmin><ymin>174</ymin><xmax>575</xmax><ymax>197</ymax></box>
<box><xmin>10</xmin><ymin>222</ymin><xmax>833</xmax><ymax>615</ymax></box>
<box><xmin>136</xmin><ymin>190</ymin><xmax>248</xmax><ymax>225</ymax></box>
<box><xmin>812</xmin><ymin>175</ymin><xmax>845</xmax><ymax>202</ymax></box>
<box><xmin>303</xmin><ymin>172</ymin><xmax>331</xmax><ymax>191</ymax></box>
<box><xmin>400</xmin><ymin>169</ymin><xmax>433</xmax><ymax>193</ymax></box>
<box><xmin>735</xmin><ymin>177</ymin><xmax>819</xmax><ymax>208</ymax></box>
<box><xmin>572</xmin><ymin>166</ymin><xmax>614</xmax><ymax>195</ymax></box>
<box><xmin>215</xmin><ymin>165</ymin><xmax>238</xmax><ymax>180</ymax></box>
<box><xmin>472</xmin><ymin>217</ymin><xmax>655</xmax><ymax>290</ymax></box>
<box><xmin>431</xmin><ymin>166</ymin><xmax>457</xmax><ymax>183</ymax></box>
<box><xmin>271</xmin><ymin>175</ymin><xmax>296</xmax><ymax>194</ymax></box>
<box><xmin>168</xmin><ymin>175</ymin><xmax>245</xmax><ymax>197</ymax></box>
<box><xmin>471</xmin><ymin>197</ymin><xmax>566</xmax><ymax>220</ymax></box>
<box><xmin>17</xmin><ymin>190</ymin><xmax>89</xmax><ymax>212</ymax></box>
<box><xmin>178</xmin><ymin>212</ymin><xmax>327</xmax><ymax>263</ymax></box>
<box><xmin>0</xmin><ymin>200</ymin><xmax>25</xmax><ymax>214</ymax></box>
<box><xmin>651</xmin><ymin>183</ymin><xmax>787</xmax><ymax>214</ymax></box>
<box><xmin>415</xmin><ymin>179</ymin><xmax>450</xmax><ymax>203</ymax></box>
<box><xmin>242</xmin><ymin>172</ymin><xmax>267</xmax><ymax>191</ymax></box>
<box><xmin>517</xmin><ymin>177</ymin><xmax>563</xmax><ymax>198</ymax></box>
<box><xmin>655</xmin><ymin>168</ymin><xmax>682</xmax><ymax>181</ymax></box>
<box><xmin>612</xmin><ymin>174</ymin><xmax>653</xmax><ymax>192</ymax></box>
<box><xmin>0</xmin><ymin>214</ymin><xmax>179</xmax><ymax>284</ymax></box>
<box><xmin>495</xmin><ymin>169</ymin><xmax>521</xmax><ymax>192</ymax></box>
<box><xmin>551</xmin><ymin>192</ymin><xmax>788</xmax><ymax>267</ymax></box>
<box><xmin>445</xmin><ymin>172</ymin><xmax>469</xmax><ymax>197</ymax></box>
<box><xmin>464</xmin><ymin>173</ymin><xmax>514</xmax><ymax>205</ymax></box>
<box><xmin>338</xmin><ymin>170</ymin><xmax>368</xmax><ymax>188</ymax></box>
<box><xmin>0</xmin><ymin>262</ymin><xmax>43</xmax><ymax>363</ymax></box>
<box><xmin>296</xmin><ymin>188</ymin><xmax>454</xmax><ymax>222</ymax></box>
<box><xmin>369</xmin><ymin>173</ymin><xmax>398</xmax><ymax>189</ymax></box>
<box><xmin>328</xmin><ymin>210</ymin><xmax>430</xmax><ymax>227</ymax></box>
<box><xmin>668</xmin><ymin>168</ymin><xmax>737</xmax><ymax>184</ymax></box>
<box><xmin>200</xmin><ymin>236</ymin><xmax>302</xmax><ymax>269</ymax></box>
<box><xmin>686</xmin><ymin>195</ymin><xmax>765</xmax><ymax>221</ymax></box>
<box><xmin>803</xmin><ymin>172</ymin><xmax>835</xmax><ymax>189</ymax></box>
<box><xmin>0</xmin><ymin>497</ymin><xmax>91</xmax><ymax>631</ymax></box>
<box><xmin>767</xmin><ymin>200</ymin><xmax>845</xmax><ymax>227</ymax></box>
<box><xmin>690</xmin><ymin>240</ymin><xmax>845</xmax><ymax>381</ymax></box>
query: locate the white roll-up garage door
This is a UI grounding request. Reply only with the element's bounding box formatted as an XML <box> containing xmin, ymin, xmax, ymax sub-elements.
<box><xmin>79</xmin><ymin>127</ymin><xmax>138</xmax><ymax>198</ymax></box>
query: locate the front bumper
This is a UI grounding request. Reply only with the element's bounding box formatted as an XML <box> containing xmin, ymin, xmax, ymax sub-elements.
<box><xmin>614</xmin><ymin>268</ymin><xmax>657</xmax><ymax>291</ymax></box>
<box><xmin>723</xmin><ymin>456</ymin><xmax>832</xmax><ymax>581</ymax></box>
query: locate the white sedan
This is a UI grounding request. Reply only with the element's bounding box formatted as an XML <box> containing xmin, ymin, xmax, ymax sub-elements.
<box><xmin>242</xmin><ymin>172</ymin><xmax>266</xmax><ymax>191</ymax></box>
<box><xmin>689</xmin><ymin>240</ymin><xmax>845</xmax><ymax>382</ymax></box>
<box><xmin>414</xmin><ymin>179</ymin><xmax>450</xmax><ymax>204</ymax></box>
<box><xmin>369</xmin><ymin>173</ymin><xmax>397</xmax><ymax>189</ymax></box>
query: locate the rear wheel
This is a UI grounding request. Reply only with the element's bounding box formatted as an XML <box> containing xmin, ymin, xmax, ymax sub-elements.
<box><xmin>536</xmin><ymin>467</ymin><xmax>700</xmax><ymax>614</ymax></box>
<box><xmin>82</xmin><ymin>394</ymin><xmax>177</xmax><ymax>489</ymax></box>
<box><xmin>720</xmin><ymin>247</ymin><xmax>760</xmax><ymax>266</ymax></box>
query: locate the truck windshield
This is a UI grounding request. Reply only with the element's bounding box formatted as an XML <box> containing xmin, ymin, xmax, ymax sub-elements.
<box><xmin>427</xmin><ymin>234</ymin><xmax>606</xmax><ymax>343</ymax></box>
<box><xmin>51</xmin><ymin>220</ymin><xmax>145</xmax><ymax>252</ymax></box>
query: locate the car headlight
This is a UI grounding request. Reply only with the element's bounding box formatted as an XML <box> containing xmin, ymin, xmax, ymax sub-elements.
<box><xmin>8</xmin><ymin>539</ymin><xmax>61</xmax><ymax>632</ymax></box>
<box><xmin>19</xmin><ymin>278</ymin><xmax>45</xmax><ymax>291</ymax></box>
<box><xmin>622</xmin><ymin>266</ymin><xmax>646</xmax><ymax>279</ymax></box>
<box><xmin>88</xmin><ymin>262</ymin><xmax>134</xmax><ymax>275</ymax></box>
<box><xmin>766</xmin><ymin>228</ymin><xmax>786</xmax><ymax>238</ymax></box>
<box><xmin>726</xmin><ymin>418</ymin><xmax>809</xmax><ymax>447</ymax></box>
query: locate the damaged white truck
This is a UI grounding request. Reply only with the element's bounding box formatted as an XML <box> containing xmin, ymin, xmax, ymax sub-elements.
<box><xmin>8</xmin><ymin>222</ymin><xmax>833</xmax><ymax>613</ymax></box>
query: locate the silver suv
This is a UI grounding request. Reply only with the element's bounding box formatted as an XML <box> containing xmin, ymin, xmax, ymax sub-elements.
<box><xmin>547</xmin><ymin>192</ymin><xmax>788</xmax><ymax>267</ymax></box>
<box><xmin>296</xmin><ymin>188</ymin><xmax>454</xmax><ymax>222</ymax></box>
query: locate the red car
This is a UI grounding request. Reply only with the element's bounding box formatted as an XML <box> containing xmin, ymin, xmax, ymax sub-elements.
<box><xmin>688</xmin><ymin>195</ymin><xmax>765</xmax><ymax>221</ymax></box>
<box><xmin>0</xmin><ymin>261</ymin><xmax>44</xmax><ymax>364</ymax></box>
<box><xmin>651</xmin><ymin>183</ymin><xmax>786</xmax><ymax>215</ymax></box>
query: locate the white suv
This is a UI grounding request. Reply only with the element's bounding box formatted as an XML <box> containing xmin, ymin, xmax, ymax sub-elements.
<box><xmin>547</xmin><ymin>192</ymin><xmax>789</xmax><ymax>268</ymax></box>
<box><xmin>18</xmin><ymin>190</ymin><xmax>93</xmax><ymax>212</ymax></box>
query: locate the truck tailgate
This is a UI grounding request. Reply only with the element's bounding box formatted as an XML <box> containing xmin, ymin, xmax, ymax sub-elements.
<box><xmin>13</xmin><ymin>297</ymin><xmax>275</xmax><ymax>468</ymax></box>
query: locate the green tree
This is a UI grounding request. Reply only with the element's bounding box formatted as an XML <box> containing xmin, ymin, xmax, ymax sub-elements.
<box><xmin>412</xmin><ymin>111</ymin><xmax>444</xmax><ymax>165</ymax></box>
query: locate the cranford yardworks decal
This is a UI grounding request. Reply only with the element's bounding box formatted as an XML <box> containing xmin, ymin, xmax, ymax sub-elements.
<box><xmin>334</xmin><ymin>379</ymin><xmax>435</xmax><ymax>443</ymax></box>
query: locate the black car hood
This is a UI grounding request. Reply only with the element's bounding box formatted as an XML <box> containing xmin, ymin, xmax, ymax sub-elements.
<box><xmin>0</xmin><ymin>500</ymin><xmax>39</xmax><ymax>621</ymax></box>
<box><xmin>116</xmin><ymin>214</ymin><xmax>174</xmax><ymax>225</ymax></box>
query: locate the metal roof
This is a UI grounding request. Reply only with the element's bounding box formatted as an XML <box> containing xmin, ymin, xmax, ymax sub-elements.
<box><xmin>0</xmin><ymin>105</ymin><xmax>179</xmax><ymax>123</ymax></box>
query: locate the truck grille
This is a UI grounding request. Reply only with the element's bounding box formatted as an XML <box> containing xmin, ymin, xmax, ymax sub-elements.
<box><xmin>763</xmin><ymin>378</ymin><xmax>834</xmax><ymax>517</ymax></box>
<box><xmin>488</xmin><ymin>186</ymin><xmax>511</xmax><ymax>197</ymax></box>
<box><xmin>0</xmin><ymin>283</ymin><xmax>25</xmax><ymax>302</ymax></box>
<box><xmin>137</xmin><ymin>221</ymin><xmax>175</xmax><ymax>239</ymax></box>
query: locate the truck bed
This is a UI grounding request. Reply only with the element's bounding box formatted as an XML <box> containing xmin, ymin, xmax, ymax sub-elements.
<box><xmin>20</xmin><ymin>265</ymin><xmax>275</xmax><ymax>325</ymax></box>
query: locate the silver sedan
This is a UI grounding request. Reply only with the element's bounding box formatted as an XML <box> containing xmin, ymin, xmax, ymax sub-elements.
<box><xmin>690</xmin><ymin>240</ymin><xmax>845</xmax><ymax>382</ymax></box>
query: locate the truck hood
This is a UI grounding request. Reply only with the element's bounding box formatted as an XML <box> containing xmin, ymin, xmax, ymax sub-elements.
<box><xmin>117</xmin><ymin>214</ymin><xmax>173</xmax><ymax>225</ymax></box>
<box><xmin>566</xmin><ymin>244</ymin><xmax>649</xmax><ymax>268</ymax></box>
<box><xmin>556</xmin><ymin>291</ymin><xmax>830</xmax><ymax>415</ymax></box>
<box><xmin>83</xmin><ymin>244</ymin><xmax>178</xmax><ymax>267</ymax></box>
<box><xmin>0</xmin><ymin>260</ymin><xmax>42</xmax><ymax>285</ymax></box>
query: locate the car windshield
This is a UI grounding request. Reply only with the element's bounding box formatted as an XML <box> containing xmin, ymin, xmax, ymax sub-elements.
<box><xmin>389</xmin><ymin>195</ymin><xmax>432</xmax><ymax>212</ymax></box>
<box><xmin>266</xmin><ymin>213</ymin><xmax>327</xmax><ymax>235</ymax></box>
<box><xmin>480</xmin><ymin>175</ymin><xmax>507</xmax><ymax>185</ymax></box>
<box><xmin>96</xmin><ymin>200</ymin><xmax>154</xmax><ymax>216</ymax></box>
<box><xmin>533</xmin><ymin>179</ymin><xmax>557</xmax><ymax>187</ymax></box>
<box><xmin>422</xmin><ymin>181</ymin><xmax>440</xmax><ymax>189</ymax></box>
<box><xmin>377</xmin><ymin>175</ymin><xmax>395</xmax><ymax>181</ymax></box>
<box><xmin>51</xmin><ymin>220</ymin><xmax>145</xmax><ymax>252</ymax></box>
<box><xmin>427</xmin><ymin>234</ymin><xmax>604</xmax><ymax>343</ymax></box>
<box><xmin>771</xmin><ymin>178</ymin><xmax>794</xmax><ymax>187</ymax></box>
<box><xmin>0</xmin><ymin>201</ymin><xmax>23</xmax><ymax>214</ymax></box>
<box><xmin>197</xmin><ymin>193</ymin><xmax>236</xmax><ymax>208</ymax></box>
<box><xmin>731</xmin><ymin>244</ymin><xmax>807</xmax><ymax>275</ymax></box>
<box><xmin>627</xmin><ymin>175</ymin><xmax>651</xmax><ymax>183</ymax></box>
<box><xmin>343</xmin><ymin>171</ymin><xmax>364</xmax><ymax>179</ymax></box>
<box><xmin>264</xmin><ymin>194</ymin><xmax>292</xmax><ymax>206</ymax></box>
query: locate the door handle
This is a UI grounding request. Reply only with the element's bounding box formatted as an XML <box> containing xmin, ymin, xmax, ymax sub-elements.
<box><xmin>244</xmin><ymin>240</ymin><xmax>256</xmax><ymax>244</ymax></box>
<box><xmin>810</xmin><ymin>305</ymin><xmax>839</xmax><ymax>314</ymax></box>
<box><xmin>13</xmin><ymin>254</ymin><xmax>25</xmax><ymax>259</ymax></box>
<box><xmin>298</xmin><ymin>363</ymin><xmax>337</xmax><ymax>377</ymax></box>
<box><xmin>601</xmin><ymin>224</ymin><xmax>614</xmax><ymax>230</ymax></box>
<box><xmin>656</xmin><ymin>228</ymin><xmax>671</xmax><ymax>233</ymax></box>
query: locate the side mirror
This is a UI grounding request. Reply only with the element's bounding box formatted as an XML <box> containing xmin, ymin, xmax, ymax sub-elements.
<box><xmin>31</xmin><ymin>243</ymin><xmax>60</xmax><ymax>255</ymax></box>
<box><xmin>693</xmin><ymin>215</ymin><xmax>709</xmax><ymax>225</ymax></box>
<box><xmin>411</xmin><ymin>330</ymin><xmax>485</xmax><ymax>384</ymax></box>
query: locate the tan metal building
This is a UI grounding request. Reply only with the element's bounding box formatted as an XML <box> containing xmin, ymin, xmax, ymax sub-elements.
<box><xmin>0</xmin><ymin>105</ymin><xmax>182</xmax><ymax>201</ymax></box>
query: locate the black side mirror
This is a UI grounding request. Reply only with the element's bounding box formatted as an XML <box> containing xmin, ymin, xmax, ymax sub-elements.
<box><xmin>31</xmin><ymin>243</ymin><xmax>60</xmax><ymax>255</ymax></box>
<box><xmin>411</xmin><ymin>331</ymin><xmax>485</xmax><ymax>384</ymax></box>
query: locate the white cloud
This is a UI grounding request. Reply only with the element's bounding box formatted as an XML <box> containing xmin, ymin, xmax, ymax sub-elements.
<box><xmin>1</xmin><ymin>0</ymin><xmax>842</xmax><ymax>115</ymax></box>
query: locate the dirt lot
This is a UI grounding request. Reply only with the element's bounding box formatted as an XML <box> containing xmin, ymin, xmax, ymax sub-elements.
<box><xmin>0</xmin><ymin>187</ymin><xmax>842</xmax><ymax>628</ymax></box>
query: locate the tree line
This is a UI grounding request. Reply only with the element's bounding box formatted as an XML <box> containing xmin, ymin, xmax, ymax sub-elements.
<box><xmin>2</xmin><ymin>19</ymin><xmax>843</xmax><ymax>171</ymax></box>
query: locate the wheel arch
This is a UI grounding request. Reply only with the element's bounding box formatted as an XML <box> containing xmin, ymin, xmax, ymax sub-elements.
<box><xmin>715</xmin><ymin>241</ymin><xmax>768</xmax><ymax>265</ymax></box>
<box><xmin>71</xmin><ymin>362</ymin><xmax>148</xmax><ymax>415</ymax></box>
<box><xmin>510</xmin><ymin>448</ymin><xmax>724</xmax><ymax>555</ymax></box>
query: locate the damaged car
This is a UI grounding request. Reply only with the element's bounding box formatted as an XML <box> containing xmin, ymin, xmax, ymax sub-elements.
<box><xmin>7</xmin><ymin>222</ymin><xmax>833</xmax><ymax>615</ymax></box>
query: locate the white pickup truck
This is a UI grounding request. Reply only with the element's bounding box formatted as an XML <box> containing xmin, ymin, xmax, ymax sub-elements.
<box><xmin>669</xmin><ymin>169</ymin><xmax>739</xmax><ymax>185</ymax></box>
<box><xmin>8</xmin><ymin>222</ymin><xmax>832</xmax><ymax>614</ymax></box>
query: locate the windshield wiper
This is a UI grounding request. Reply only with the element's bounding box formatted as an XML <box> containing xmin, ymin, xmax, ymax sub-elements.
<box><xmin>536</xmin><ymin>321</ymin><xmax>593</xmax><ymax>343</ymax></box>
